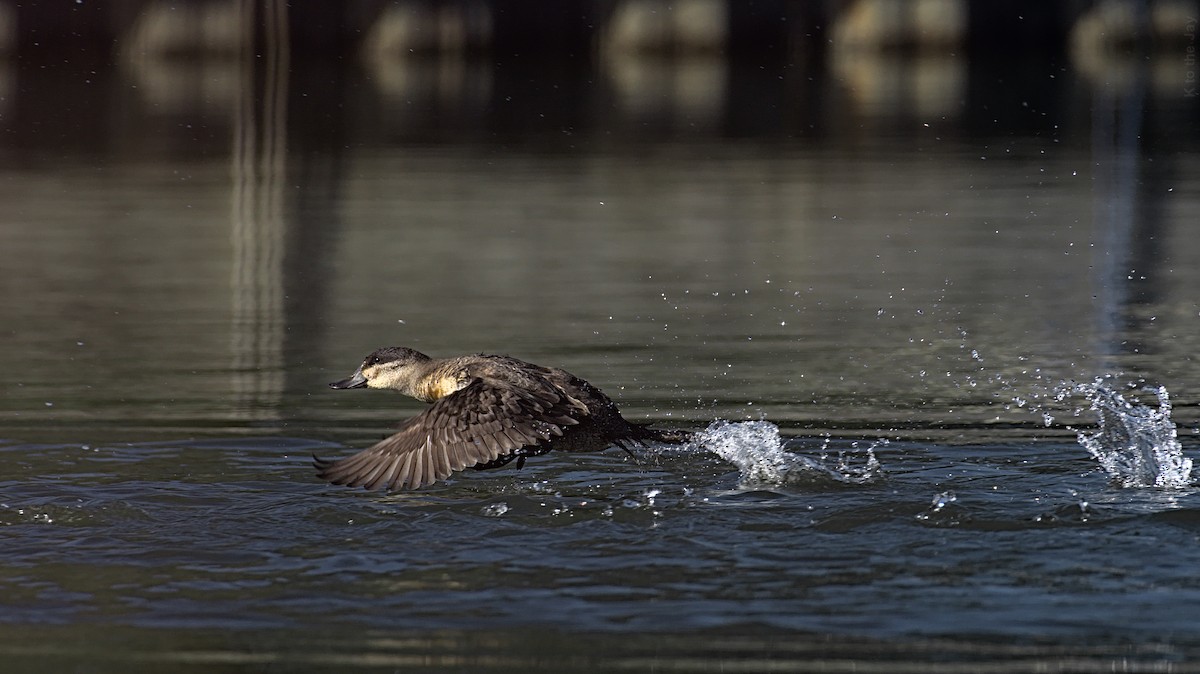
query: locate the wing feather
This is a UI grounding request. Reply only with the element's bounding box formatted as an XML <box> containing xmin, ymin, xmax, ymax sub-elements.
<box><xmin>375</xmin><ymin>454</ymin><xmax>402</xmax><ymax>490</ymax></box>
<box><xmin>392</xmin><ymin>451</ymin><xmax>416</xmax><ymax>490</ymax></box>
<box><xmin>410</xmin><ymin>442</ymin><xmax>427</xmax><ymax>489</ymax></box>
<box><xmin>359</xmin><ymin>456</ymin><xmax>391</xmax><ymax>490</ymax></box>
<box><xmin>432</xmin><ymin>434</ymin><xmax>453</xmax><ymax>482</ymax></box>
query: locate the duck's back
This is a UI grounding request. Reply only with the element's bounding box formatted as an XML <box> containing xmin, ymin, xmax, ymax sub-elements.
<box><xmin>465</xmin><ymin>355</ymin><xmax>617</xmax><ymax>412</ymax></box>
<box><xmin>461</xmin><ymin>354</ymin><xmax>637</xmax><ymax>447</ymax></box>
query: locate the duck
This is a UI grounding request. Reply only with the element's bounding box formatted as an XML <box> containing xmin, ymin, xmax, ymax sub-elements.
<box><xmin>314</xmin><ymin>347</ymin><xmax>692</xmax><ymax>491</ymax></box>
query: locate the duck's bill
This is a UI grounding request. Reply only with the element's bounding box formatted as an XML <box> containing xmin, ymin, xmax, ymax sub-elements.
<box><xmin>329</xmin><ymin>369</ymin><xmax>368</xmax><ymax>389</ymax></box>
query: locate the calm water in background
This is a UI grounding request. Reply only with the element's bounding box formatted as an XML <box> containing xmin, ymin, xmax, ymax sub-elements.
<box><xmin>3</xmin><ymin>46</ymin><xmax>1200</xmax><ymax>671</ymax></box>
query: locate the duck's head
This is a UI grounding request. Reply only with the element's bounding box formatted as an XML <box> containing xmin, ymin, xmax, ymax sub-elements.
<box><xmin>329</xmin><ymin>347</ymin><xmax>432</xmax><ymax>394</ymax></box>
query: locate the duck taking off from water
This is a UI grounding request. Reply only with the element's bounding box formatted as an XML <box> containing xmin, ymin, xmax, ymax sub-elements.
<box><xmin>314</xmin><ymin>347</ymin><xmax>692</xmax><ymax>491</ymax></box>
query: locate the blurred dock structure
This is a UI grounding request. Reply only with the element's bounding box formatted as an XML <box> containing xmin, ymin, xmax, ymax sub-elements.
<box><xmin>0</xmin><ymin>0</ymin><xmax>1196</xmax><ymax>60</ymax></box>
<box><xmin>2</xmin><ymin>0</ymin><xmax>1194</xmax><ymax>141</ymax></box>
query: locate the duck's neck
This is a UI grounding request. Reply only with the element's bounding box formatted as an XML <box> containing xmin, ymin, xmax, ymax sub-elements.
<box><xmin>411</xmin><ymin>360</ymin><xmax>462</xmax><ymax>403</ymax></box>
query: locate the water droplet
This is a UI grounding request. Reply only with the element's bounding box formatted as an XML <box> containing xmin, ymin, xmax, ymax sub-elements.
<box><xmin>931</xmin><ymin>491</ymin><xmax>957</xmax><ymax>510</ymax></box>
<box><xmin>481</xmin><ymin>503</ymin><xmax>509</xmax><ymax>517</ymax></box>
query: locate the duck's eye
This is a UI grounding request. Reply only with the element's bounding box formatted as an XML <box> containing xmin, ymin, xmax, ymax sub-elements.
<box><xmin>365</xmin><ymin>356</ymin><xmax>380</xmax><ymax>367</ymax></box>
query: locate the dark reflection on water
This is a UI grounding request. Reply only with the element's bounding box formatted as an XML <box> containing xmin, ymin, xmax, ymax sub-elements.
<box><xmin>2</xmin><ymin>41</ymin><xmax>1200</xmax><ymax>671</ymax></box>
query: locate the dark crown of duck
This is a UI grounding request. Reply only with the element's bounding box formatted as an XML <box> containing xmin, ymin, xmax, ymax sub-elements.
<box><xmin>314</xmin><ymin>347</ymin><xmax>690</xmax><ymax>491</ymax></box>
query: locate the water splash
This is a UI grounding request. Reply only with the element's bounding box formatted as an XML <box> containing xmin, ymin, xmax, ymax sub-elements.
<box><xmin>1060</xmin><ymin>379</ymin><xmax>1193</xmax><ymax>489</ymax></box>
<box><xmin>696</xmin><ymin>420</ymin><xmax>882</xmax><ymax>488</ymax></box>
<box><xmin>953</xmin><ymin>340</ymin><xmax>1192</xmax><ymax>490</ymax></box>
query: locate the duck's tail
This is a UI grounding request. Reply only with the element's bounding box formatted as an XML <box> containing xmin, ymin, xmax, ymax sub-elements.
<box><xmin>631</xmin><ymin>424</ymin><xmax>695</xmax><ymax>445</ymax></box>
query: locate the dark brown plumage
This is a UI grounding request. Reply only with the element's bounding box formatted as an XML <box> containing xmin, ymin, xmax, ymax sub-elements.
<box><xmin>314</xmin><ymin>347</ymin><xmax>691</xmax><ymax>491</ymax></box>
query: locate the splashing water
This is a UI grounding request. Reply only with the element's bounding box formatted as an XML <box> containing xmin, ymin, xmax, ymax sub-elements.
<box><xmin>1060</xmin><ymin>379</ymin><xmax>1193</xmax><ymax>489</ymax></box>
<box><xmin>954</xmin><ymin>339</ymin><xmax>1192</xmax><ymax>489</ymax></box>
<box><xmin>696</xmin><ymin>420</ymin><xmax>883</xmax><ymax>488</ymax></box>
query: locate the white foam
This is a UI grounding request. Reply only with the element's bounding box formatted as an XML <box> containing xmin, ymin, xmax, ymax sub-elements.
<box><xmin>696</xmin><ymin>420</ymin><xmax>883</xmax><ymax>488</ymax></box>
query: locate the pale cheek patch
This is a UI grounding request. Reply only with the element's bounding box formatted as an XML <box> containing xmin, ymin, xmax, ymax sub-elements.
<box><xmin>362</xmin><ymin>365</ymin><xmax>391</xmax><ymax>389</ymax></box>
<box><xmin>369</xmin><ymin>365</ymin><xmax>426</xmax><ymax>392</ymax></box>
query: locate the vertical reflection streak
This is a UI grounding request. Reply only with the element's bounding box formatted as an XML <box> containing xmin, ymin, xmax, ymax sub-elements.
<box><xmin>1091</xmin><ymin>48</ymin><xmax>1149</xmax><ymax>373</ymax></box>
<box><xmin>230</xmin><ymin>0</ymin><xmax>289</xmax><ymax>421</ymax></box>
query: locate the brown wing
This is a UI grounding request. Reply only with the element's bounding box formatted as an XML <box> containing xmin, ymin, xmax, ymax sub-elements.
<box><xmin>314</xmin><ymin>377</ymin><xmax>586</xmax><ymax>491</ymax></box>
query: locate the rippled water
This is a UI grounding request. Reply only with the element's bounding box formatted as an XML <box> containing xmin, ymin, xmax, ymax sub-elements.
<box><xmin>6</xmin><ymin>400</ymin><xmax>1200</xmax><ymax>671</ymax></box>
<box><xmin>3</xmin><ymin>42</ymin><xmax>1200</xmax><ymax>672</ymax></box>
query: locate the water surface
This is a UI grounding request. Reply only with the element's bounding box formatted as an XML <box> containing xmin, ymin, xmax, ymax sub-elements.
<box><xmin>3</xmin><ymin>50</ymin><xmax>1200</xmax><ymax>672</ymax></box>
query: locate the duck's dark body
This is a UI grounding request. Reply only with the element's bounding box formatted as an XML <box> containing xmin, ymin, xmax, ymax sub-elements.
<box><xmin>314</xmin><ymin>348</ymin><xmax>689</xmax><ymax>491</ymax></box>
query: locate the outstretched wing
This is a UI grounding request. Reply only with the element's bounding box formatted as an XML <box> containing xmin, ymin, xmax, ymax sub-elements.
<box><xmin>314</xmin><ymin>377</ymin><xmax>587</xmax><ymax>491</ymax></box>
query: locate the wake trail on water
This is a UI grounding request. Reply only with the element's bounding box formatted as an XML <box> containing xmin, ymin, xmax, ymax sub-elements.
<box><xmin>686</xmin><ymin>420</ymin><xmax>884</xmax><ymax>489</ymax></box>
<box><xmin>674</xmin><ymin>381</ymin><xmax>1191</xmax><ymax>491</ymax></box>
